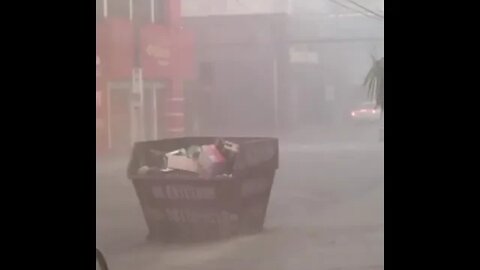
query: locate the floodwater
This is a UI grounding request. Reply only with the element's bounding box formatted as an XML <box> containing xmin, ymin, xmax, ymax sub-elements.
<box><xmin>97</xmin><ymin>125</ymin><xmax>384</xmax><ymax>270</ymax></box>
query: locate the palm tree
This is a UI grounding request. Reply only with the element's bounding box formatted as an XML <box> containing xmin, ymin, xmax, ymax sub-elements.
<box><xmin>364</xmin><ymin>56</ymin><xmax>384</xmax><ymax>141</ymax></box>
<box><xmin>364</xmin><ymin>57</ymin><xmax>384</xmax><ymax>112</ymax></box>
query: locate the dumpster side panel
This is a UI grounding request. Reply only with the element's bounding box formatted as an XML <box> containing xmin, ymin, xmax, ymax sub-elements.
<box><xmin>239</xmin><ymin>171</ymin><xmax>276</xmax><ymax>233</ymax></box>
<box><xmin>128</xmin><ymin>137</ymin><xmax>278</xmax><ymax>242</ymax></box>
<box><xmin>132</xmin><ymin>177</ymin><xmax>242</xmax><ymax>242</ymax></box>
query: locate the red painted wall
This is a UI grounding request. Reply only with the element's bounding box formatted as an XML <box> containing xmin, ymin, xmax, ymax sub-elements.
<box><xmin>98</xmin><ymin>18</ymin><xmax>134</xmax><ymax>80</ymax></box>
<box><xmin>166</xmin><ymin>0</ymin><xmax>182</xmax><ymax>27</ymax></box>
<box><xmin>140</xmin><ymin>24</ymin><xmax>195</xmax><ymax>80</ymax></box>
<box><xmin>96</xmin><ymin>27</ymin><xmax>108</xmax><ymax>155</ymax></box>
<box><xmin>96</xmin><ymin>0</ymin><xmax>196</xmax><ymax>153</ymax></box>
<box><xmin>140</xmin><ymin>24</ymin><xmax>173</xmax><ymax>80</ymax></box>
<box><xmin>173</xmin><ymin>28</ymin><xmax>196</xmax><ymax>79</ymax></box>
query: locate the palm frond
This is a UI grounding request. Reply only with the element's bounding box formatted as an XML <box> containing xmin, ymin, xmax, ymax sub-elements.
<box><xmin>364</xmin><ymin>57</ymin><xmax>384</xmax><ymax>109</ymax></box>
<box><xmin>363</xmin><ymin>68</ymin><xmax>375</xmax><ymax>86</ymax></box>
<box><xmin>367</xmin><ymin>77</ymin><xmax>376</xmax><ymax>100</ymax></box>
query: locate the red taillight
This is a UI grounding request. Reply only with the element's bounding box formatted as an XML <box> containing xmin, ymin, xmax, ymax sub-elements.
<box><xmin>351</xmin><ymin>112</ymin><xmax>356</xmax><ymax>116</ymax></box>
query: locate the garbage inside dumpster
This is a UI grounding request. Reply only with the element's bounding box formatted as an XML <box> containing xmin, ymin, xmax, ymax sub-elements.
<box><xmin>136</xmin><ymin>138</ymin><xmax>240</xmax><ymax>178</ymax></box>
<box><xmin>165</xmin><ymin>149</ymin><xmax>199</xmax><ymax>173</ymax></box>
<box><xmin>198</xmin><ymin>144</ymin><xmax>227</xmax><ymax>178</ymax></box>
<box><xmin>215</xmin><ymin>138</ymin><xmax>238</xmax><ymax>175</ymax></box>
<box><xmin>186</xmin><ymin>145</ymin><xmax>202</xmax><ymax>159</ymax></box>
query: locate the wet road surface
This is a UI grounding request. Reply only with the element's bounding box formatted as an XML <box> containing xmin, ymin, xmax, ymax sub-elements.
<box><xmin>97</xmin><ymin>126</ymin><xmax>384</xmax><ymax>270</ymax></box>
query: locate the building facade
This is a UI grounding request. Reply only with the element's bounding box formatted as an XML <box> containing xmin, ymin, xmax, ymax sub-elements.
<box><xmin>181</xmin><ymin>0</ymin><xmax>291</xmax><ymax>135</ymax></box>
<box><xmin>287</xmin><ymin>12</ymin><xmax>384</xmax><ymax>128</ymax></box>
<box><xmin>96</xmin><ymin>0</ymin><xmax>194</xmax><ymax>155</ymax></box>
<box><xmin>180</xmin><ymin>0</ymin><xmax>384</xmax><ymax>133</ymax></box>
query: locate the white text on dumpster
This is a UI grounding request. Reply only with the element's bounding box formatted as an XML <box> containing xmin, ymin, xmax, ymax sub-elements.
<box><xmin>165</xmin><ymin>208</ymin><xmax>238</xmax><ymax>224</ymax></box>
<box><xmin>152</xmin><ymin>185</ymin><xmax>215</xmax><ymax>200</ymax></box>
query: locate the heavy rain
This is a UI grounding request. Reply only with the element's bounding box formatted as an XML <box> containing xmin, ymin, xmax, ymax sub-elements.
<box><xmin>96</xmin><ymin>1</ymin><xmax>384</xmax><ymax>269</ymax></box>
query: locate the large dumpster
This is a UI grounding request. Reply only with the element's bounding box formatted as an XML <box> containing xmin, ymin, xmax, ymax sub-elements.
<box><xmin>127</xmin><ymin>137</ymin><xmax>279</xmax><ymax>242</ymax></box>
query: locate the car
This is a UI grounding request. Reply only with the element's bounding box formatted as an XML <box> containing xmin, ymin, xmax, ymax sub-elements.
<box><xmin>350</xmin><ymin>102</ymin><xmax>381</xmax><ymax>122</ymax></box>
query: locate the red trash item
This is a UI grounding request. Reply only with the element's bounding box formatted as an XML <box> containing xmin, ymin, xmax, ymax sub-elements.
<box><xmin>198</xmin><ymin>144</ymin><xmax>226</xmax><ymax>178</ymax></box>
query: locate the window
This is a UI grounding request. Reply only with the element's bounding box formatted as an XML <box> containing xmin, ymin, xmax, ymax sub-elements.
<box><xmin>132</xmin><ymin>0</ymin><xmax>166</xmax><ymax>25</ymax></box>
<box><xmin>133</xmin><ymin>0</ymin><xmax>150</xmax><ymax>25</ymax></box>
<box><xmin>153</xmin><ymin>0</ymin><xmax>166</xmax><ymax>24</ymax></box>
<box><xmin>107</xmin><ymin>0</ymin><xmax>130</xmax><ymax>19</ymax></box>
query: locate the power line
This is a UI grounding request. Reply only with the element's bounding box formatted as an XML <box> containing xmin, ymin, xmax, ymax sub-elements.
<box><xmin>328</xmin><ymin>0</ymin><xmax>383</xmax><ymax>21</ymax></box>
<box><xmin>342</xmin><ymin>0</ymin><xmax>384</xmax><ymax>19</ymax></box>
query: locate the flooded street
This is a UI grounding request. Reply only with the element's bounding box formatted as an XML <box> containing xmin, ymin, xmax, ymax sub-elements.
<box><xmin>97</xmin><ymin>126</ymin><xmax>384</xmax><ymax>270</ymax></box>
<box><xmin>93</xmin><ymin>1</ymin><xmax>385</xmax><ymax>269</ymax></box>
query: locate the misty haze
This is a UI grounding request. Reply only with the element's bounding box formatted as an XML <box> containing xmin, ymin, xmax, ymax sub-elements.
<box><xmin>96</xmin><ymin>0</ymin><xmax>384</xmax><ymax>269</ymax></box>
